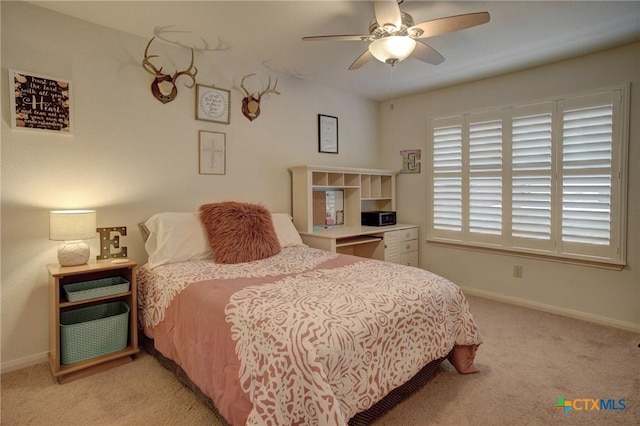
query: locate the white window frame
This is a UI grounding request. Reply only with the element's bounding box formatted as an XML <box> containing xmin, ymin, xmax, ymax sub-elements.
<box><xmin>427</xmin><ymin>86</ymin><xmax>629</xmax><ymax>268</ymax></box>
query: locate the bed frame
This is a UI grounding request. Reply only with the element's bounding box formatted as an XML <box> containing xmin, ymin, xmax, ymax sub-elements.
<box><xmin>143</xmin><ymin>335</ymin><xmax>445</xmax><ymax>425</ymax></box>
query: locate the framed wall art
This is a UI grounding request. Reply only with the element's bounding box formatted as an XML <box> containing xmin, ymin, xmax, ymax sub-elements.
<box><xmin>318</xmin><ymin>114</ymin><xmax>338</xmax><ymax>154</ymax></box>
<box><xmin>199</xmin><ymin>131</ymin><xmax>226</xmax><ymax>175</ymax></box>
<box><xmin>9</xmin><ymin>69</ymin><xmax>72</xmax><ymax>133</ymax></box>
<box><xmin>196</xmin><ymin>84</ymin><xmax>230</xmax><ymax>124</ymax></box>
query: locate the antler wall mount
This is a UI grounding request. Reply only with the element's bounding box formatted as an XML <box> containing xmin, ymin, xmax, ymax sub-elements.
<box><xmin>240</xmin><ymin>74</ymin><xmax>281</xmax><ymax>121</ymax></box>
<box><xmin>152</xmin><ymin>25</ymin><xmax>231</xmax><ymax>53</ymax></box>
<box><xmin>142</xmin><ymin>36</ymin><xmax>198</xmax><ymax>104</ymax></box>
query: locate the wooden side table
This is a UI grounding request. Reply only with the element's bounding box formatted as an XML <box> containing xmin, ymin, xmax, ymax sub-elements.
<box><xmin>47</xmin><ymin>259</ymin><xmax>139</xmax><ymax>383</ymax></box>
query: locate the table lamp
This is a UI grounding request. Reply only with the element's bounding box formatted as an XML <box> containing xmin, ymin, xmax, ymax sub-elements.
<box><xmin>49</xmin><ymin>210</ymin><xmax>97</xmax><ymax>266</ymax></box>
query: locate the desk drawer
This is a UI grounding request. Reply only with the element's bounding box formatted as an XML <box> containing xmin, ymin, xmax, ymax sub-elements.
<box><xmin>399</xmin><ymin>239</ymin><xmax>418</xmax><ymax>254</ymax></box>
<box><xmin>399</xmin><ymin>251</ymin><xmax>419</xmax><ymax>267</ymax></box>
<box><xmin>398</xmin><ymin>227</ymin><xmax>418</xmax><ymax>241</ymax></box>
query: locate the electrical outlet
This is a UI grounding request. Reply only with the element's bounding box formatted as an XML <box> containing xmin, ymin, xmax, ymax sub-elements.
<box><xmin>513</xmin><ymin>265</ymin><xmax>523</xmax><ymax>278</ymax></box>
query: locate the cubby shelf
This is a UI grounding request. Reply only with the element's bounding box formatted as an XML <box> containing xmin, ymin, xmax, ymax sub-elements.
<box><xmin>290</xmin><ymin>165</ymin><xmax>396</xmax><ymax>233</ymax></box>
<box><xmin>290</xmin><ymin>165</ymin><xmax>419</xmax><ymax>266</ymax></box>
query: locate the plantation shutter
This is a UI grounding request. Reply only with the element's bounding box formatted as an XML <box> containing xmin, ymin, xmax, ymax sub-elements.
<box><xmin>468</xmin><ymin>113</ymin><xmax>502</xmax><ymax>241</ymax></box>
<box><xmin>560</xmin><ymin>91</ymin><xmax>620</xmax><ymax>260</ymax></box>
<box><xmin>431</xmin><ymin>117</ymin><xmax>463</xmax><ymax>237</ymax></box>
<box><xmin>427</xmin><ymin>87</ymin><xmax>626</xmax><ymax>266</ymax></box>
<box><xmin>511</xmin><ymin>104</ymin><xmax>553</xmax><ymax>250</ymax></box>
<box><xmin>562</xmin><ymin>105</ymin><xmax>612</xmax><ymax>245</ymax></box>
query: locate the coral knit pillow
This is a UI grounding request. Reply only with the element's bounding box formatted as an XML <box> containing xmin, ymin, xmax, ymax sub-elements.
<box><xmin>199</xmin><ymin>201</ymin><xmax>281</xmax><ymax>264</ymax></box>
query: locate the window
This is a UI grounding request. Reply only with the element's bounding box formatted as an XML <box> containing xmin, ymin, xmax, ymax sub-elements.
<box><xmin>428</xmin><ymin>88</ymin><xmax>628</xmax><ymax>267</ymax></box>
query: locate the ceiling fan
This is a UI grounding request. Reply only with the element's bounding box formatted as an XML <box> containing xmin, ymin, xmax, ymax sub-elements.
<box><xmin>302</xmin><ymin>0</ymin><xmax>490</xmax><ymax>70</ymax></box>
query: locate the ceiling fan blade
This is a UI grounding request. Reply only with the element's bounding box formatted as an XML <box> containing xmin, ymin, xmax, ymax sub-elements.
<box><xmin>302</xmin><ymin>34</ymin><xmax>371</xmax><ymax>42</ymax></box>
<box><xmin>409</xmin><ymin>12</ymin><xmax>490</xmax><ymax>39</ymax></box>
<box><xmin>349</xmin><ymin>50</ymin><xmax>374</xmax><ymax>70</ymax></box>
<box><xmin>411</xmin><ymin>41</ymin><xmax>445</xmax><ymax>65</ymax></box>
<box><xmin>374</xmin><ymin>0</ymin><xmax>402</xmax><ymax>30</ymax></box>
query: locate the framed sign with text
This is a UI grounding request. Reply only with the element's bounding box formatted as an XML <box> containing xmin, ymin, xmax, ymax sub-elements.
<box><xmin>9</xmin><ymin>69</ymin><xmax>72</xmax><ymax>133</ymax></box>
<box><xmin>196</xmin><ymin>84</ymin><xmax>230</xmax><ymax>124</ymax></box>
<box><xmin>318</xmin><ymin>114</ymin><xmax>338</xmax><ymax>154</ymax></box>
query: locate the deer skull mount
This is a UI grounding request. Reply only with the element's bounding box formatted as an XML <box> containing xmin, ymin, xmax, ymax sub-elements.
<box><xmin>240</xmin><ymin>74</ymin><xmax>281</xmax><ymax>121</ymax></box>
<box><xmin>142</xmin><ymin>36</ymin><xmax>198</xmax><ymax>104</ymax></box>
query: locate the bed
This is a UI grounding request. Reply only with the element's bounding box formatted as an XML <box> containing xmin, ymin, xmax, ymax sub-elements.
<box><xmin>137</xmin><ymin>202</ymin><xmax>482</xmax><ymax>426</ymax></box>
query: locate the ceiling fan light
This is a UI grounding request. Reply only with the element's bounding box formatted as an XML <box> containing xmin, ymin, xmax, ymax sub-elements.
<box><xmin>368</xmin><ymin>36</ymin><xmax>416</xmax><ymax>65</ymax></box>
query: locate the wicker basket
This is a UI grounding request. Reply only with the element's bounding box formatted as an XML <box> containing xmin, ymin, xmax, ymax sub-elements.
<box><xmin>60</xmin><ymin>301</ymin><xmax>130</xmax><ymax>364</ymax></box>
<box><xmin>63</xmin><ymin>277</ymin><xmax>130</xmax><ymax>302</ymax></box>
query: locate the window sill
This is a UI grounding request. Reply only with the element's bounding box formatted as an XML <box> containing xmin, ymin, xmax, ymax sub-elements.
<box><xmin>426</xmin><ymin>239</ymin><xmax>625</xmax><ymax>271</ymax></box>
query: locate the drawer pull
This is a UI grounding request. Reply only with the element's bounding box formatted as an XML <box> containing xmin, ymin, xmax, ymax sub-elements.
<box><xmin>405</xmin><ymin>232</ymin><xmax>411</xmax><ymax>237</ymax></box>
<box><xmin>405</xmin><ymin>244</ymin><xmax>410</xmax><ymax>249</ymax></box>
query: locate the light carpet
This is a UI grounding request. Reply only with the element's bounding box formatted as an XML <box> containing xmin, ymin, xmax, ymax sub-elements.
<box><xmin>2</xmin><ymin>295</ymin><xmax>638</xmax><ymax>425</ymax></box>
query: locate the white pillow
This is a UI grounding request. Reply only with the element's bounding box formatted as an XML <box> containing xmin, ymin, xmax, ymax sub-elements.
<box><xmin>271</xmin><ymin>213</ymin><xmax>305</xmax><ymax>248</ymax></box>
<box><xmin>144</xmin><ymin>212</ymin><xmax>213</xmax><ymax>268</ymax></box>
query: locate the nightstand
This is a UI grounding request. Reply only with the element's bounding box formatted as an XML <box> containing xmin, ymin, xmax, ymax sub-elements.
<box><xmin>47</xmin><ymin>259</ymin><xmax>140</xmax><ymax>383</ymax></box>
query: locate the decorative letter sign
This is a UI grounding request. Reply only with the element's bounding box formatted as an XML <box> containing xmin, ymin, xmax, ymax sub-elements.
<box><xmin>96</xmin><ymin>227</ymin><xmax>128</xmax><ymax>260</ymax></box>
<box><xmin>400</xmin><ymin>149</ymin><xmax>421</xmax><ymax>174</ymax></box>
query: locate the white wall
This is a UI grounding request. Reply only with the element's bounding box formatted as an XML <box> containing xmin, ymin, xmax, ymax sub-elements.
<box><xmin>0</xmin><ymin>2</ymin><xmax>379</xmax><ymax>371</ymax></box>
<box><xmin>379</xmin><ymin>43</ymin><xmax>640</xmax><ymax>331</ymax></box>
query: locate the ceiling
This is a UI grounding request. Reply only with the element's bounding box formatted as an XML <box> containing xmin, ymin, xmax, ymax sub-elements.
<box><xmin>27</xmin><ymin>1</ymin><xmax>640</xmax><ymax>101</ymax></box>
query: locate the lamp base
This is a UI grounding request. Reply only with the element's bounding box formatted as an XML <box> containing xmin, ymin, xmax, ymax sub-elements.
<box><xmin>58</xmin><ymin>241</ymin><xmax>90</xmax><ymax>267</ymax></box>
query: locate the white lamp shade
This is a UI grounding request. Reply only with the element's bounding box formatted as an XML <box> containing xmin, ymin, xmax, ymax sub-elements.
<box><xmin>49</xmin><ymin>210</ymin><xmax>97</xmax><ymax>241</ymax></box>
<box><xmin>368</xmin><ymin>36</ymin><xmax>417</xmax><ymax>63</ymax></box>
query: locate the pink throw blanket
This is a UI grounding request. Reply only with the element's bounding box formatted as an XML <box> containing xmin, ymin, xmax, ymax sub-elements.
<box><xmin>138</xmin><ymin>247</ymin><xmax>482</xmax><ymax>425</ymax></box>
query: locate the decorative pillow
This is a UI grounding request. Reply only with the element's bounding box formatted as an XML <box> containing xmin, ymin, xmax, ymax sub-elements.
<box><xmin>199</xmin><ymin>202</ymin><xmax>281</xmax><ymax>264</ymax></box>
<box><xmin>144</xmin><ymin>212</ymin><xmax>213</xmax><ymax>269</ymax></box>
<box><xmin>271</xmin><ymin>213</ymin><xmax>305</xmax><ymax>248</ymax></box>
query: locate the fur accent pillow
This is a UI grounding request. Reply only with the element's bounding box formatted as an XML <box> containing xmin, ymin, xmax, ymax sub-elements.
<box><xmin>199</xmin><ymin>201</ymin><xmax>281</xmax><ymax>264</ymax></box>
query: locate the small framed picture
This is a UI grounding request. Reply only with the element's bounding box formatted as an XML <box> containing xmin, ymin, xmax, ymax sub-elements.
<box><xmin>196</xmin><ymin>84</ymin><xmax>230</xmax><ymax>124</ymax></box>
<box><xmin>318</xmin><ymin>114</ymin><xmax>338</xmax><ymax>154</ymax></box>
<box><xmin>9</xmin><ymin>69</ymin><xmax>73</xmax><ymax>133</ymax></box>
<box><xmin>199</xmin><ymin>131</ymin><xmax>226</xmax><ymax>175</ymax></box>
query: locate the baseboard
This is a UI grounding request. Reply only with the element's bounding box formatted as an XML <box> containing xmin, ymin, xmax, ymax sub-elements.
<box><xmin>1</xmin><ymin>351</ymin><xmax>48</xmax><ymax>374</ymax></box>
<box><xmin>462</xmin><ymin>287</ymin><xmax>640</xmax><ymax>333</ymax></box>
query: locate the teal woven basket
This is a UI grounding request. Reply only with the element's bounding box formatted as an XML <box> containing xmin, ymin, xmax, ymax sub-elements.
<box><xmin>60</xmin><ymin>301</ymin><xmax>129</xmax><ymax>365</ymax></box>
<box><xmin>63</xmin><ymin>277</ymin><xmax>130</xmax><ymax>302</ymax></box>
